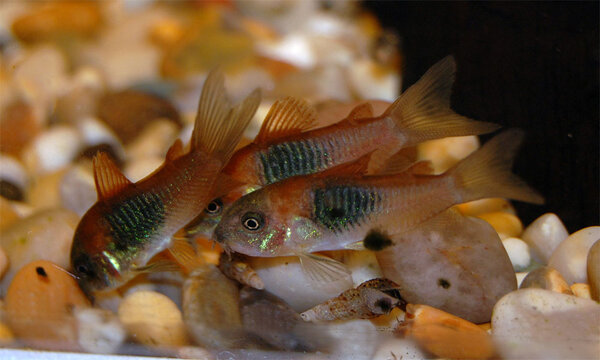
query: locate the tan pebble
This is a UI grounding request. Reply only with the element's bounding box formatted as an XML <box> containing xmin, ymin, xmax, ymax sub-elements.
<box><xmin>418</xmin><ymin>136</ymin><xmax>479</xmax><ymax>173</ymax></box>
<box><xmin>476</xmin><ymin>212</ymin><xmax>523</xmax><ymax>239</ymax></box>
<box><xmin>0</xmin><ymin>208</ymin><xmax>79</xmax><ymax>294</ymax></box>
<box><xmin>548</xmin><ymin>226</ymin><xmax>600</xmax><ymax>284</ymax></box>
<box><xmin>75</xmin><ymin>307</ymin><xmax>126</xmax><ymax>354</ymax></box>
<box><xmin>587</xmin><ymin>240</ymin><xmax>600</xmax><ymax>301</ymax></box>
<box><xmin>118</xmin><ymin>290</ymin><xmax>187</xmax><ymax>348</ymax></box>
<box><xmin>0</xmin><ymin>100</ymin><xmax>41</xmax><ymax>157</ymax></box>
<box><xmin>149</xmin><ymin>18</ymin><xmax>185</xmax><ymax>48</ymax></box>
<box><xmin>5</xmin><ymin>260</ymin><xmax>90</xmax><ymax>351</ymax></box>
<box><xmin>521</xmin><ymin>213</ymin><xmax>569</xmax><ymax>263</ymax></box>
<box><xmin>398</xmin><ymin>304</ymin><xmax>496</xmax><ymax>360</ymax></box>
<box><xmin>519</xmin><ymin>266</ymin><xmax>573</xmax><ymax>295</ymax></box>
<box><xmin>26</xmin><ymin>169</ymin><xmax>67</xmax><ymax>210</ymax></box>
<box><xmin>22</xmin><ymin>126</ymin><xmax>83</xmax><ymax>175</ymax></box>
<box><xmin>0</xmin><ymin>155</ymin><xmax>28</xmax><ymax>201</ymax></box>
<box><xmin>0</xmin><ymin>322</ymin><xmax>15</xmax><ymax>345</ymax></box>
<box><xmin>454</xmin><ymin>198</ymin><xmax>516</xmax><ymax>217</ymax></box>
<box><xmin>369</xmin><ymin>307</ymin><xmax>405</xmax><ymax>331</ymax></box>
<box><xmin>570</xmin><ymin>283</ymin><xmax>592</xmax><ymax>299</ymax></box>
<box><xmin>0</xmin><ymin>198</ymin><xmax>19</xmax><ymax>230</ymax></box>
<box><xmin>12</xmin><ymin>2</ymin><xmax>102</xmax><ymax>43</ymax></box>
<box><xmin>0</xmin><ymin>246</ymin><xmax>8</xmax><ymax>280</ymax></box>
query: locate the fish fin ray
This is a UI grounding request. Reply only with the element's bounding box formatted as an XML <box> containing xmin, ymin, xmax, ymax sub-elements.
<box><xmin>297</xmin><ymin>252</ymin><xmax>352</xmax><ymax>284</ymax></box>
<box><xmin>449</xmin><ymin>129</ymin><xmax>544</xmax><ymax>204</ymax></box>
<box><xmin>132</xmin><ymin>258</ymin><xmax>181</xmax><ymax>274</ymax></box>
<box><xmin>346</xmin><ymin>102</ymin><xmax>374</xmax><ymax>123</ymax></box>
<box><xmin>92</xmin><ymin>152</ymin><xmax>132</xmax><ymax>200</ymax></box>
<box><xmin>384</xmin><ymin>56</ymin><xmax>499</xmax><ymax>145</ymax></box>
<box><xmin>344</xmin><ymin>241</ymin><xmax>366</xmax><ymax>250</ymax></box>
<box><xmin>168</xmin><ymin>237</ymin><xmax>204</xmax><ymax>275</ymax></box>
<box><xmin>254</xmin><ymin>97</ymin><xmax>317</xmax><ymax>143</ymax></box>
<box><xmin>192</xmin><ymin>69</ymin><xmax>261</xmax><ymax>164</ymax></box>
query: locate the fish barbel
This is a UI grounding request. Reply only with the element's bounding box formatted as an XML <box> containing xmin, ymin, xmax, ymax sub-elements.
<box><xmin>214</xmin><ymin>129</ymin><xmax>543</xmax><ymax>260</ymax></box>
<box><xmin>184</xmin><ymin>56</ymin><xmax>499</xmax><ymax>240</ymax></box>
<box><xmin>70</xmin><ymin>70</ymin><xmax>261</xmax><ymax>294</ymax></box>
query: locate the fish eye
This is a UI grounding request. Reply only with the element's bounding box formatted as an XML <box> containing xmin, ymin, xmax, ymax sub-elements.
<box><xmin>76</xmin><ymin>264</ymin><xmax>93</xmax><ymax>277</ymax></box>
<box><xmin>204</xmin><ymin>198</ymin><xmax>223</xmax><ymax>215</ymax></box>
<box><xmin>241</xmin><ymin>212</ymin><xmax>264</xmax><ymax>231</ymax></box>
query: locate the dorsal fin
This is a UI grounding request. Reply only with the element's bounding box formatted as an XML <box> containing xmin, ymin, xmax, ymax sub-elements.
<box><xmin>254</xmin><ymin>96</ymin><xmax>317</xmax><ymax>144</ymax></box>
<box><xmin>314</xmin><ymin>153</ymin><xmax>372</xmax><ymax>178</ymax></box>
<box><xmin>165</xmin><ymin>139</ymin><xmax>185</xmax><ymax>162</ymax></box>
<box><xmin>93</xmin><ymin>152</ymin><xmax>132</xmax><ymax>201</ymax></box>
<box><xmin>346</xmin><ymin>102</ymin><xmax>374</xmax><ymax>123</ymax></box>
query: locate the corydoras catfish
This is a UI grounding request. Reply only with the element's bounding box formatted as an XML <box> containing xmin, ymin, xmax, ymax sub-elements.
<box><xmin>214</xmin><ymin>129</ymin><xmax>543</xmax><ymax>280</ymax></box>
<box><xmin>184</xmin><ymin>56</ymin><xmax>500</xmax><ymax>240</ymax></box>
<box><xmin>70</xmin><ymin>70</ymin><xmax>261</xmax><ymax>294</ymax></box>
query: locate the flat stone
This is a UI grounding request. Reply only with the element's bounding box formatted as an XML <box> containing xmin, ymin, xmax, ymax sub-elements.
<box><xmin>376</xmin><ymin>210</ymin><xmax>516</xmax><ymax>323</ymax></box>
<box><xmin>492</xmin><ymin>288</ymin><xmax>600</xmax><ymax>360</ymax></box>
<box><xmin>548</xmin><ymin>226</ymin><xmax>600</xmax><ymax>284</ymax></box>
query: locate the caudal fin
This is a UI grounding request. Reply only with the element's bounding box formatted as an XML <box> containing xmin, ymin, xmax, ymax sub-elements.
<box><xmin>191</xmin><ymin>69</ymin><xmax>261</xmax><ymax>164</ymax></box>
<box><xmin>385</xmin><ymin>56</ymin><xmax>500</xmax><ymax>146</ymax></box>
<box><xmin>449</xmin><ymin>129</ymin><xmax>544</xmax><ymax>204</ymax></box>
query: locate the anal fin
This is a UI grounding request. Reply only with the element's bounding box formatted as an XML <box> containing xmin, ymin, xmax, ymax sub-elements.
<box><xmin>297</xmin><ymin>252</ymin><xmax>352</xmax><ymax>285</ymax></box>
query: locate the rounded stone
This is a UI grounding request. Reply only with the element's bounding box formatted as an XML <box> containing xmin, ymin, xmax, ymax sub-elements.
<box><xmin>519</xmin><ymin>266</ymin><xmax>572</xmax><ymax>295</ymax></box>
<box><xmin>586</xmin><ymin>239</ymin><xmax>600</xmax><ymax>301</ymax></box>
<box><xmin>501</xmin><ymin>237</ymin><xmax>532</xmax><ymax>271</ymax></box>
<box><xmin>521</xmin><ymin>213</ymin><xmax>569</xmax><ymax>263</ymax></box>
<box><xmin>548</xmin><ymin>226</ymin><xmax>600</xmax><ymax>284</ymax></box>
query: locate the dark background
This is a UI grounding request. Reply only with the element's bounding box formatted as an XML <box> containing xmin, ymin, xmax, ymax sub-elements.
<box><xmin>365</xmin><ymin>2</ymin><xmax>599</xmax><ymax>233</ymax></box>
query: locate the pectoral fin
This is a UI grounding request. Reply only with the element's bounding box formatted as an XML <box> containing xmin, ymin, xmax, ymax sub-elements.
<box><xmin>297</xmin><ymin>252</ymin><xmax>352</xmax><ymax>285</ymax></box>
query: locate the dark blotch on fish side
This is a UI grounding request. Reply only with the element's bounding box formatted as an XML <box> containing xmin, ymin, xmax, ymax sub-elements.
<box><xmin>438</xmin><ymin>278</ymin><xmax>451</xmax><ymax>289</ymax></box>
<box><xmin>374</xmin><ymin>298</ymin><xmax>394</xmax><ymax>313</ymax></box>
<box><xmin>363</xmin><ymin>229</ymin><xmax>393</xmax><ymax>251</ymax></box>
<box><xmin>0</xmin><ymin>179</ymin><xmax>23</xmax><ymax>201</ymax></box>
<box><xmin>35</xmin><ymin>266</ymin><xmax>47</xmax><ymax>277</ymax></box>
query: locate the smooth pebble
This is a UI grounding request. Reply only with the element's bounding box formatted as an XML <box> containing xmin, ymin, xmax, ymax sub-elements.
<box><xmin>124</xmin><ymin>156</ymin><xmax>164</xmax><ymax>182</ymax></box>
<box><xmin>59</xmin><ymin>163</ymin><xmax>97</xmax><ymax>216</ymax></box>
<box><xmin>492</xmin><ymin>288</ymin><xmax>600</xmax><ymax>359</ymax></box>
<box><xmin>417</xmin><ymin>135</ymin><xmax>479</xmax><ymax>173</ymax></box>
<box><xmin>501</xmin><ymin>237</ymin><xmax>532</xmax><ymax>271</ymax></box>
<box><xmin>26</xmin><ymin>169</ymin><xmax>67</xmax><ymax>211</ymax></box>
<box><xmin>399</xmin><ymin>304</ymin><xmax>496</xmax><ymax>360</ymax></box>
<box><xmin>22</xmin><ymin>125</ymin><xmax>83</xmax><ymax>175</ymax></box>
<box><xmin>118</xmin><ymin>290</ymin><xmax>188</xmax><ymax>347</ymax></box>
<box><xmin>0</xmin><ymin>100</ymin><xmax>41</xmax><ymax>157</ymax></box>
<box><xmin>0</xmin><ymin>154</ymin><xmax>29</xmax><ymax>198</ymax></box>
<box><xmin>521</xmin><ymin>213</ymin><xmax>569</xmax><ymax>263</ymax></box>
<box><xmin>548</xmin><ymin>226</ymin><xmax>600</xmax><ymax>284</ymax></box>
<box><xmin>0</xmin><ymin>198</ymin><xmax>20</xmax><ymax>230</ymax></box>
<box><xmin>454</xmin><ymin>198</ymin><xmax>516</xmax><ymax>217</ymax></box>
<box><xmin>125</xmin><ymin>119</ymin><xmax>180</xmax><ymax>161</ymax></box>
<box><xmin>519</xmin><ymin>266</ymin><xmax>572</xmax><ymax>295</ymax></box>
<box><xmin>376</xmin><ymin>210</ymin><xmax>516</xmax><ymax>323</ymax></box>
<box><xmin>476</xmin><ymin>211</ymin><xmax>523</xmax><ymax>239</ymax></box>
<box><xmin>323</xmin><ymin>319</ymin><xmax>380</xmax><ymax>360</ymax></box>
<box><xmin>75</xmin><ymin>307</ymin><xmax>126</xmax><ymax>354</ymax></box>
<box><xmin>5</xmin><ymin>260</ymin><xmax>90</xmax><ymax>351</ymax></box>
<box><xmin>0</xmin><ymin>208</ymin><xmax>79</xmax><ymax>295</ymax></box>
<box><xmin>586</xmin><ymin>239</ymin><xmax>599</xmax><ymax>301</ymax></box>
<box><xmin>570</xmin><ymin>283</ymin><xmax>592</xmax><ymax>299</ymax></box>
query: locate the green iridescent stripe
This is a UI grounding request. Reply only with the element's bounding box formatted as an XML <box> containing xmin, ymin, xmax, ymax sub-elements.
<box><xmin>105</xmin><ymin>192</ymin><xmax>165</xmax><ymax>254</ymax></box>
<box><xmin>313</xmin><ymin>184</ymin><xmax>381</xmax><ymax>233</ymax></box>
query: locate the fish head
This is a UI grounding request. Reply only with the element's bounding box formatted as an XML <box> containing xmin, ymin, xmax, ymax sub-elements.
<box><xmin>70</xmin><ymin>205</ymin><xmax>124</xmax><ymax>295</ymax></box>
<box><xmin>214</xmin><ymin>188</ymin><xmax>296</xmax><ymax>257</ymax></box>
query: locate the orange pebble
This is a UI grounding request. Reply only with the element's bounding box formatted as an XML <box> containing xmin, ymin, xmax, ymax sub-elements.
<box><xmin>5</xmin><ymin>260</ymin><xmax>90</xmax><ymax>351</ymax></box>
<box><xmin>398</xmin><ymin>304</ymin><xmax>496</xmax><ymax>360</ymax></box>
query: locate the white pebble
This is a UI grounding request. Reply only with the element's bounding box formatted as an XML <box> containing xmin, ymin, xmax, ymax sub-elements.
<box><xmin>75</xmin><ymin>307</ymin><xmax>126</xmax><ymax>354</ymax></box>
<box><xmin>60</xmin><ymin>164</ymin><xmax>96</xmax><ymax>216</ymax></box>
<box><xmin>515</xmin><ymin>272</ymin><xmax>529</xmax><ymax>287</ymax></box>
<box><xmin>548</xmin><ymin>226</ymin><xmax>600</xmax><ymax>284</ymax></box>
<box><xmin>418</xmin><ymin>136</ymin><xmax>479</xmax><ymax>174</ymax></box>
<box><xmin>492</xmin><ymin>288</ymin><xmax>600</xmax><ymax>360</ymax></box>
<box><xmin>0</xmin><ymin>154</ymin><xmax>28</xmax><ymax>190</ymax></box>
<box><xmin>22</xmin><ymin>125</ymin><xmax>83</xmax><ymax>174</ymax></box>
<box><xmin>125</xmin><ymin>119</ymin><xmax>179</xmax><ymax>161</ymax></box>
<box><xmin>77</xmin><ymin>117</ymin><xmax>125</xmax><ymax>159</ymax></box>
<box><xmin>348</xmin><ymin>60</ymin><xmax>400</xmax><ymax>102</ymax></box>
<box><xmin>501</xmin><ymin>237</ymin><xmax>532</xmax><ymax>271</ymax></box>
<box><xmin>324</xmin><ymin>319</ymin><xmax>380</xmax><ymax>360</ymax></box>
<box><xmin>522</xmin><ymin>213</ymin><xmax>569</xmax><ymax>263</ymax></box>
<box><xmin>118</xmin><ymin>290</ymin><xmax>187</xmax><ymax>347</ymax></box>
<box><xmin>372</xmin><ymin>337</ymin><xmax>427</xmax><ymax>360</ymax></box>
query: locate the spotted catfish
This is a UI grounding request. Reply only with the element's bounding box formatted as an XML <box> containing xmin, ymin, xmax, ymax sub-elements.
<box><xmin>70</xmin><ymin>70</ymin><xmax>261</xmax><ymax>294</ymax></box>
<box><xmin>214</xmin><ymin>129</ymin><xmax>543</xmax><ymax>269</ymax></box>
<box><xmin>185</xmin><ymin>56</ymin><xmax>499</xmax><ymax>241</ymax></box>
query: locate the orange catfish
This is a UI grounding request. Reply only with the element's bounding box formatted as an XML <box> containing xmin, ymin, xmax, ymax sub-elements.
<box><xmin>70</xmin><ymin>70</ymin><xmax>260</xmax><ymax>294</ymax></box>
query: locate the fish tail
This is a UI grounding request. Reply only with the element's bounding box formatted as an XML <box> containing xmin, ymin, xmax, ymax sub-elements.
<box><xmin>385</xmin><ymin>56</ymin><xmax>500</xmax><ymax>146</ymax></box>
<box><xmin>449</xmin><ymin>129</ymin><xmax>544</xmax><ymax>204</ymax></box>
<box><xmin>191</xmin><ymin>69</ymin><xmax>261</xmax><ymax>164</ymax></box>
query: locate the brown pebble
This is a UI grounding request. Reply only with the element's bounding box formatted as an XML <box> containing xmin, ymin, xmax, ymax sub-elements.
<box><xmin>0</xmin><ymin>100</ymin><xmax>40</xmax><ymax>157</ymax></box>
<box><xmin>5</xmin><ymin>260</ymin><xmax>90</xmax><ymax>351</ymax></box>
<box><xmin>97</xmin><ymin>90</ymin><xmax>181</xmax><ymax>144</ymax></box>
<box><xmin>398</xmin><ymin>304</ymin><xmax>496</xmax><ymax>360</ymax></box>
<box><xmin>12</xmin><ymin>2</ymin><xmax>102</xmax><ymax>43</ymax></box>
<box><xmin>0</xmin><ymin>198</ymin><xmax>19</xmax><ymax>230</ymax></box>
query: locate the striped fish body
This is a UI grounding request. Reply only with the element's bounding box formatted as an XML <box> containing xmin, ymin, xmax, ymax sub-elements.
<box><xmin>214</xmin><ymin>173</ymin><xmax>459</xmax><ymax>257</ymax></box>
<box><xmin>223</xmin><ymin>118</ymin><xmax>398</xmax><ymax>186</ymax></box>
